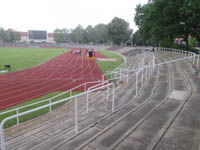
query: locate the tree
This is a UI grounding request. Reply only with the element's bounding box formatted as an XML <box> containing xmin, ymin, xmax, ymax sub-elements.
<box><xmin>133</xmin><ymin>30</ymin><xmax>146</xmax><ymax>46</ymax></box>
<box><xmin>134</xmin><ymin>0</ymin><xmax>200</xmax><ymax>49</ymax></box>
<box><xmin>71</xmin><ymin>25</ymin><xmax>84</xmax><ymax>43</ymax></box>
<box><xmin>107</xmin><ymin>17</ymin><xmax>132</xmax><ymax>45</ymax></box>
<box><xmin>53</xmin><ymin>28</ymin><xmax>70</xmax><ymax>43</ymax></box>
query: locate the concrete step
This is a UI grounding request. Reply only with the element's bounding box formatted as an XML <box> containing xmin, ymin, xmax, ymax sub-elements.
<box><xmin>43</xmin><ymin>60</ymin><xmax>163</xmax><ymax>150</ymax></box>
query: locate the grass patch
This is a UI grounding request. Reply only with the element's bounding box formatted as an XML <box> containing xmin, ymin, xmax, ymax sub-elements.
<box><xmin>97</xmin><ymin>50</ymin><xmax>124</xmax><ymax>79</ymax></box>
<box><xmin>0</xmin><ymin>91</ymin><xmax>80</xmax><ymax>128</ymax></box>
<box><xmin>0</xmin><ymin>47</ymin><xmax>67</xmax><ymax>72</ymax></box>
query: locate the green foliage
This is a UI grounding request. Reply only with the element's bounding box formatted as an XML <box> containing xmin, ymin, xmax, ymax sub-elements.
<box><xmin>0</xmin><ymin>48</ymin><xmax>67</xmax><ymax>72</ymax></box>
<box><xmin>107</xmin><ymin>17</ymin><xmax>132</xmax><ymax>45</ymax></box>
<box><xmin>133</xmin><ymin>30</ymin><xmax>146</xmax><ymax>46</ymax></box>
<box><xmin>0</xmin><ymin>28</ymin><xmax>21</xmax><ymax>42</ymax></box>
<box><xmin>53</xmin><ymin>28</ymin><xmax>70</xmax><ymax>43</ymax></box>
<box><xmin>134</xmin><ymin>0</ymin><xmax>200</xmax><ymax>49</ymax></box>
<box><xmin>71</xmin><ymin>25</ymin><xmax>84</xmax><ymax>44</ymax></box>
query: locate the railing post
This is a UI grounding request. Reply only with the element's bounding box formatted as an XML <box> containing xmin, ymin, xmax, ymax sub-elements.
<box><xmin>70</xmin><ymin>90</ymin><xmax>72</xmax><ymax>97</ymax></box>
<box><xmin>75</xmin><ymin>97</ymin><xmax>78</xmax><ymax>134</ymax></box>
<box><xmin>193</xmin><ymin>54</ymin><xmax>195</xmax><ymax>65</ymax></box>
<box><xmin>102</xmin><ymin>74</ymin><xmax>104</xmax><ymax>82</ymax></box>
<box><xmin>126</xmin><ymin>70</ymin><xmax>129</xmax><ymax>83</ymax></box>
<box><xmin>1</xmin><ymin>123</ymin><xmax>5</xmax><ymax>150</ymax></box>
<box><xmin>112</xmin><ymin>84</ymin><xmax>115</xmax><ymax>113</ymax></box>
<box><xmin>84</xmin><ymin>83</ymin><xmax>87</xmax><ymax>92</ymax></box>
<box><xmin>145</xmin><ymin>66</ymin><xmax>148</xmax><ymax>81</ymax></box>
<box><xmin>107</xmin><ymin>86</ymin><xmax>109</xmax><ymax>101</ymax></box>
<box><xmin>16</xmin><ymin>109</ymin><xmax>19</xmax><ymax>125</ymax></box>
<box><xmin>49</xmin><ymin>99</ymin><xmax>52</xmax><ymax>113</ymax></box>
<box><xmin>141</xmin><ymin>68</ymin><xmax>144</xmax><ymax>88</ymax></box>
<box><xmin>157</xmin><ymin>65</ymin><xmax>160</xmax><ymax>75</ymax></box>
<box><xmin>120</xmin><ymin>69</ymin><xmax>122</xmax><ymax>81</ymax></box>
<box><xmin>136</xmin><ymin>72</ymin><xmax>138</xmax><ymax>96</ymax></box>
<box><xmin>86</xmin><ymin>92</ymin><xmax>89</xmax><ymax>113</ymax></box>
<box><xmin>115</xmin><ymin>69</ymin><xmax>117</xmax><ymax>79</ymax></box>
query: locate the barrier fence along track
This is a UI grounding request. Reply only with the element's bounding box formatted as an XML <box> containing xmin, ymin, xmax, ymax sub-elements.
<box><xmin>0</xmin><ymin>47</ymin><xmax>199</xmax><ymax>150</ymax></box>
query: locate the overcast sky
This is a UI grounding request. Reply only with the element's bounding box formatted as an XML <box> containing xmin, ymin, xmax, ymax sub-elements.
<box><xmin>0</xmin><ymin>0</ymin><xmax>147</xmax><ymax>33</ymax></box>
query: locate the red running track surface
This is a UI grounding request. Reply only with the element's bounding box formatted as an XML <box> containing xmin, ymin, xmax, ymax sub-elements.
<box><xmin>0</xmin><ymin>48</ymin><xmax>107</xmax><ymax>110</ymax></box>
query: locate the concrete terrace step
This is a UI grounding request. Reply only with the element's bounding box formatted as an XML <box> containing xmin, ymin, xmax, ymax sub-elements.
<box><xmin>37</xmin><ymin>59</ymin><xmax>162</xmax><ymax>150</ymax></box>
<box><xmin>77</xmin><ymin>61</ymin><xmax>171</xmax><ymax>150</ymax></box>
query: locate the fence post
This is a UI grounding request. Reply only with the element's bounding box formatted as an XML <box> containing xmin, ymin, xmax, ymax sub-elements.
<box><xmin>75</xmin><ymin>97</ymin><xmax>78</xmax><ymax>134</ymax></box>
<box><xmin>112</xmin><ymin>84</ymin><xmax>115</xmax><ymax>113</ymax></box>
<box><xmin>16</xmin><ymin>109</ymin><xmax>19</xmax><ymax>125</ymax></box>
<box><xmin>197</xmin><ymin>55</ymin><xmax>199</xmax><ymax>68</ymax></box>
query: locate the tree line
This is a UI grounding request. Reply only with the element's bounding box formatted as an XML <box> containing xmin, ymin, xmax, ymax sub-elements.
<box><xmin>0</xmin><ymin>28</ymin><xmax>21</xmax><ymax>42</ymax></box>
<box><xmin>0</xmin><ymin>17</ymin><xmax>132</xmax><ymax>45</ymax></box>
<box><xmin>54</xmin><ymin>17</ymin><xmax>132</xmax><ymax>45</ymax></box>
<box><xmin>133</xmin><ymin>0</ymin><xmax>200</xmax><ymax>50</ymax></box>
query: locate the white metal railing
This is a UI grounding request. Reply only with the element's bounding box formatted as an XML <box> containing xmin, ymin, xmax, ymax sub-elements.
<box><xmin>0</xmin><ymin>82</ymin><xmax>114</xmax><ymax>150</ymax></box>
<box><xmin>0</xmin><ymin>80</ymin><xmax>103</xmax><ymax>125</ymax></box>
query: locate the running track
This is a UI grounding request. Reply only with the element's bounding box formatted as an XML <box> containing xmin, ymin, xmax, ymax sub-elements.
<box><xmin>0</xmin><ymin>48</ymin><xmax>106</xmax><ymax>110</ymax></box>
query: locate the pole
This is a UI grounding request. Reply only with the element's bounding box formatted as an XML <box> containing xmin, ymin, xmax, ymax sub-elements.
<box><xmin>107</xmin><ymin>86</ymin><xmax>109</xmax><ymax>101</ymax></box>
<box><xmin>75</xmin><ymin>97</ymin><xmax>78</xmax><ymax>134</ymax></box>
<box><xmin>16</xmin><ymin>109</ymin><xmax>19</xmax><ymax>125</ymax></box>
<box><xmin>86</xmin><ymin>93</ymin><xmax>89</xmax><ymax>113</ymax></box>
<box><xmin>136</xmin><ymin>72</ymin><xmax>138</xmax><ymax>96</ymax></box>
<box><xmin>193</xmin><ymin>54</ymin><xmax>195</xmax><ymax>65</ymax></box>
<box><xmin>112</xmin><ymin>84</ymin><xmax>115</xmax><ymax>113</ymax></box>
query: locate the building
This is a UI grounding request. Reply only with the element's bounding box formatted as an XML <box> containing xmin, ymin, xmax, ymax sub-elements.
<box><xmin>6</xmin><ymin>29</ymin><xmax>54</xmax><ymax>43</ymax></box>
<box><xmin>47</xmin><ymin>33</ymin><xmax>54</xmax><ymax>43</ymax></box>
<box><xmin>18</xmin><ymin>32</ymin><xmax>28</xmax><ymax>42</ymax></box>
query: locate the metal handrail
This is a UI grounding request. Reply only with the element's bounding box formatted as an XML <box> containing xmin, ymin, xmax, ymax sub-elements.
<box><xmin>0</xmin><ymin>81</ymin><xmax>102</xmax><ymax>117</ymax></box>
<box><xmin>0</xmin><ymin>82</ymin><xmax>114</xmax><ymax>150</ymax></box>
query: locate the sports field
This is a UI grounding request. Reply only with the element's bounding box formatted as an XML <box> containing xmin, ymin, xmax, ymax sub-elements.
<box><xmin>0</xmin><ymin>48</ymin><xmax>67</xmax><ymax>72</ymax></box>
<box><xmin>0</xmin><ymin>48</ymin><xmax>123</xmax><ymax>110</ymax></box>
